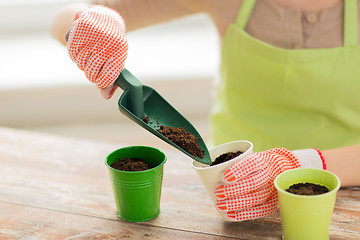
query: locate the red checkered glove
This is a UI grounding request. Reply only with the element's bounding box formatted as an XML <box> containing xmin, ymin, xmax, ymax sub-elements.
<box><xmin>214</xmin><ymin>148</ymin><xmax>326</xmax><ymax>222</ymax></box>
<box><xmin>67</xmin><ymin>6</ymin><xmax>128</xmax><ymax>99</ymax></box>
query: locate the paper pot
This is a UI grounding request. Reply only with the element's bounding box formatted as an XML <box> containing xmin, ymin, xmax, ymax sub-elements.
<box><xmin>274</xmin><ymin>168</ymin><xmax>341</xmax><ymax>240</ymax></box>
<box><xmin>191</xmin><ymin>140</ymin><xmax>253</xmax><ymax>218</ymax></box>
<box><xmin>105</xmin><ymin>146</ymin><xmax>166</xmax><ymax>222</ymax></box>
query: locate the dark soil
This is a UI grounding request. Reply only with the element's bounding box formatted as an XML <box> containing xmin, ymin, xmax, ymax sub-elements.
<box><xmin>210</xmin><ymin>151</ymin><xmax>242</xmax><ymax>166</ymax></box>
<box><xmin>110</xmin><ymin>158</ymin><xmax>151</xmax><ymax>171</ymax></box>
<box><xmin>157</xmin><ymin>125</ymin><xmax>204</xmax><ymax>158</ymax></box>
<box><xmin>286</xmin><ymin>182</ymin><xmax>329</xmax><ymax>195</ymax></box>
<box><xmin>142</xmin><ymin>117</ymin><xmax>150</xmax><ymax>124</ymax></box>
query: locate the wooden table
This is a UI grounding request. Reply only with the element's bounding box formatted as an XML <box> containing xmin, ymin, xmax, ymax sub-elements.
<box><xmin>0</xmin><ymin>127</ymin><xmax>359</xmax><ymax>239</ymax></box>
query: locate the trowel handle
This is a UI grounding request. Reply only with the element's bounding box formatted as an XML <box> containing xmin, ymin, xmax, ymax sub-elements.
<box><xmin>115</xmin><ymin>69</ymin><xmax>145</xmax><ymax>119</ymax></box>
<box><xmin>115</xmin><ymin>69</ymin><xmax>142</xmax><ymax>90</ymax></box>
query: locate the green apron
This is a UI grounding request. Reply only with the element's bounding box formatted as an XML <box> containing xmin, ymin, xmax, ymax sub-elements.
<box><xmin>211</xmin><ymin>0</ymin><xmax>360</xmax><ymax>152</ymax></box>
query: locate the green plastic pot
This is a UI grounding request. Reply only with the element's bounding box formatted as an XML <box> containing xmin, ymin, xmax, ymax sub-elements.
<box><xmin>274</xmin><ymin>168</ymin><xmax>341</xmax><ymax>240</ymax></box>
<box><xmin>105</xmin><ymin>146</ymin><xmax>166</xmax><ymax>222</ymax></box>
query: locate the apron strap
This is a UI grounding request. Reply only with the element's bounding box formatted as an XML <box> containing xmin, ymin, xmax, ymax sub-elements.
<box><xmin>344</xmin><ymin>0</ymin><xmax>359</xmax><ymax>47</ymax></box>
<box><xmin>235</xmin><ymin>0</ymin><xmax>257</xmax><ymax>29</ymax></box>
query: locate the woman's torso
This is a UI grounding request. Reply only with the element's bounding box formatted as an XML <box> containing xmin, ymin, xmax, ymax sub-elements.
<box><xmin>210</xmin><ymin>0</ymin><xmax>360</xmax><ymax>151</ymax></box>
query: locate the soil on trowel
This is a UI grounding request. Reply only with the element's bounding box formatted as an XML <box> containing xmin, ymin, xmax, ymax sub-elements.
<box><xmin>142</xmin><ymin>116</ymin><xmax>150</xmax><ymax>124</ymax></box>
<box><xmin>210</xmin><ymin>151</ymin><xmax>243</xmax><ymax>166</ymax></box>
<box><xmin>157</xmin><ymin>125</ymin><xmax>204</xmax><ymax>159</ymax></box>
<box><xmin>111</xmin><ymin>158</ymin><xmax>151</xmax><ymax>171</ymax></box>
<box><xmin>286</xmin><ymin>182</ymin><xmax>329</xmax><ymax>195</ymax></box>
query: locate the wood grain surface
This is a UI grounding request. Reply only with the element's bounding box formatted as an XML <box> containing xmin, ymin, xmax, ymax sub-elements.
<box><xmin>0</xmin><ymin>127</ymin><xmax>359</xmax><ymax>239</ymax></box>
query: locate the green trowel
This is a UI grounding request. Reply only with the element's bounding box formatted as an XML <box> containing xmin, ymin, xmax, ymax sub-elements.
<box><xmin>115</xmin><ymin>69</ymin><xmax>211</xmax><ymax>165</ymax></box>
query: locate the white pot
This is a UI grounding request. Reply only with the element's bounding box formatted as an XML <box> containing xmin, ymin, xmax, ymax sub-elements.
<box><xmin>191</xmin><ymin>140</ymin><xmax>253</xmax><ymax>216</ymax></box>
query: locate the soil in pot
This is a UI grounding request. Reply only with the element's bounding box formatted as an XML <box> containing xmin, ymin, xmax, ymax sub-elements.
<box><xmin>286</xmin><ymin>182</ymin><xmax>329</xmax><ymax>195</ymax></box>
<box><xmin>210</xmin><ymin>151</ymin><xmax>242</xmax><ymax>166</ymax></box>
<box><xmin>157</xmin><ymin>125</ymin><xmax>205</xmax><ymax>159</ymax></box>
<box><xmin>111</xmin><ymin>158</ymin><xmax>151</xmax><ymax>171</ymax></box>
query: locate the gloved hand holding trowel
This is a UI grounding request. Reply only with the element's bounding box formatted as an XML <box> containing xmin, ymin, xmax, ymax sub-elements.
<box><xmin>63</xmin><ymin>5</ymin><xmax>211</xmax><ymax>164</ymax></box>
<box><xmin>52</xmin><ymin>3</ymin><xmax>359</xmax><ymax>223</ymax></box>
<box><xmin>66</xmin><ymin>6</ymin><xmax>128</xmax><ymax>100</ymax></box>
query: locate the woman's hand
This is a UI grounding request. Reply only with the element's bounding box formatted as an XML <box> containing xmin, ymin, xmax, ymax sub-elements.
<box><xmin>67</xmin><ymin>6</ymin><xmax>128</xmax><ymax>99</ymax></box>
<box><xmin>214</xmin><ymin>148</ymin><xmax>303</xmax><ymax>221</ymax></box>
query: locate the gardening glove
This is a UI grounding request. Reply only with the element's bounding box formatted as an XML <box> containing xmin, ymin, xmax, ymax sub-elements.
<box><xmin>214</xmin><ymin>148</ymin><xmax>326</xmax><ymax>222</ymax></box>
<box><xmin>66</xmin><ymin>6</ymin><xmax>128</xmax><ymax>99</ymax></box>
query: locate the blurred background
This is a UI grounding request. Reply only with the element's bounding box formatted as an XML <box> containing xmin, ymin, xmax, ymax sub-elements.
<box><xmin>0</xmin><ymin>0</ymin><xmax>219</xmax><ymax>147</ymax></box>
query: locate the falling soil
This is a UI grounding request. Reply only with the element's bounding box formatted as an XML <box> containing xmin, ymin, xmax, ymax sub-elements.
<box><xmin>286</xmin><ymin>182</ymin><xmax>329</xmax><ymax>195</ymax></box>
<box><xmin>210</xmin><ymin>151</ymin><xmax>242</xmax><ymax>166</ymax></box>
<box><xmin>110</xmin><ymin>158</ymin><xmax>151</xmax><ymax>171</ymax></box>
<box><xmin>157</xmin><ymin>125</ymin><xmax>204</xmax><ymax>158</ymax></box>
